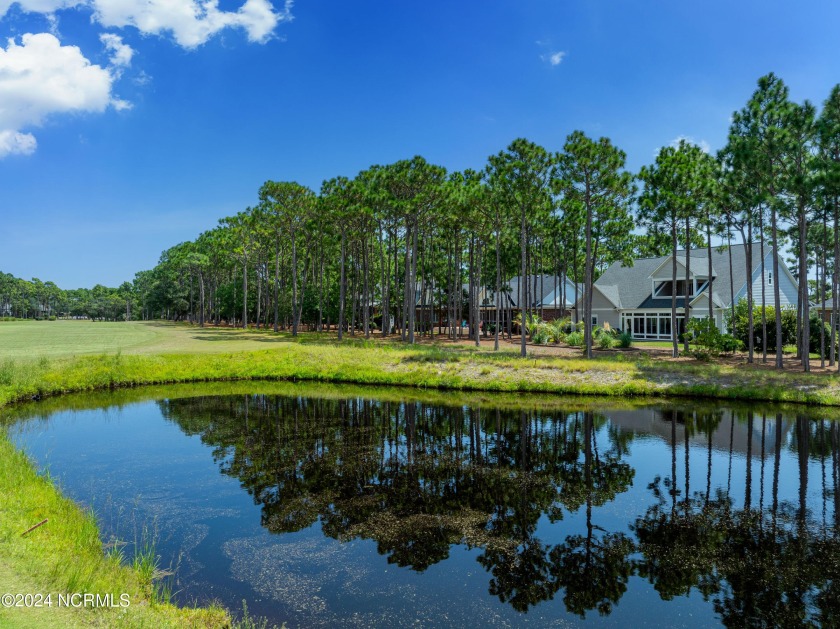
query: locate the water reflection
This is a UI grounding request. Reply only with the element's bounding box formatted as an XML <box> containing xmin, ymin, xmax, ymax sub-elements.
<box><xmin>153</xmin><ymin>395</ymin><xmax>840</xmax><ymax>624</ymax></box>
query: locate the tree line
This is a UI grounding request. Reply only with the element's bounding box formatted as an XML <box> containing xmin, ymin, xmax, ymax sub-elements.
<box><xmin>0</xmin><ymin>272</ymin><xmax>133</xmax><ymax>321</ymax></box>
<box><xmin>5</xmin><ymin>74</ymin><xmax>840</xmax><ymax>372</ymax></box>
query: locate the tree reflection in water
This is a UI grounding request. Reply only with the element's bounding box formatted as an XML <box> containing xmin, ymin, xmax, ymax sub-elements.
<box><xmin>159</xmin><ymin>395</ymin><xmax>840</xmax><ymax>624</ymax></box>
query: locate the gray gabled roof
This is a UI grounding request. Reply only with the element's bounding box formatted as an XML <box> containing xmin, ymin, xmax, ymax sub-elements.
<box><xmin>505</xmin><ymin>275</ymin><xmax>582</xmax><ymax>309</ymax></box>
<box><xmin>540</xmin><ymin>277</ymin><xmax>585</xmax><ymax>308</ymax></box>
<box><xmin>650</xmin><ymin>255</ymin><xmax>718</xmax><ymax>279</ymax></box>
<box><xmin>589</xmin><ymin>243</ymin><xmax>769</xmax><ymax>311</ymax></box>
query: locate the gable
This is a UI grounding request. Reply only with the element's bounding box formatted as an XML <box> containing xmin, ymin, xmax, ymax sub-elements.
<box><xmin>733</xmin><ymin>251</ymin><xmax>799</xmax><ymax>308</ymax></box>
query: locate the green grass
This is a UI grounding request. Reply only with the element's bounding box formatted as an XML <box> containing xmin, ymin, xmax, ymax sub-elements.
<box><xmin>0</xmin><ymin>436</ymin><xmax>234</xmax><ymax>628</ymax></box>
<box><xmin>0</xmin><ymin>320</ymin><xmax>308</xmax><ymax>358</ymax></box>
<box><xmin>1</xmin><ymin>320</ymin><xmax>840</xmax><ymax>407</ymax></box>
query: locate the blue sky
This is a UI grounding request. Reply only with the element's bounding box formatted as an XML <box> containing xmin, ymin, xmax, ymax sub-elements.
<box><xmin>1</xmin><ymin>0</ymin><xmax>839</xmax><ymax>288</ymax></box>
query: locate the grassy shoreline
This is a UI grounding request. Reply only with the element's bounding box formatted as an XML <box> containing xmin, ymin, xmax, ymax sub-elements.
<box><xmin>3</xmin><ymin>339</ymin><xmax>840</xmax><ymax>409</ymax></box>
<box><xmin>3</xmin><ymin>323</ymin><xmax>840</xmax><ymax>627</ymax></box>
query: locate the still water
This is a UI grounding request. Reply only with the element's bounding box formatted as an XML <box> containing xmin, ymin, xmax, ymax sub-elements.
<box><xmin>7</xmin><ymin>384</ymin><xmax>840</xmax><ymax>627</ymax></box>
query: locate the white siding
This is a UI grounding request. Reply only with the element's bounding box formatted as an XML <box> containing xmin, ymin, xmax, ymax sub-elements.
<box><xmin>733</xmin><ymin>252</ymin><xmax>798</xmax><ymax>308</ymax></box>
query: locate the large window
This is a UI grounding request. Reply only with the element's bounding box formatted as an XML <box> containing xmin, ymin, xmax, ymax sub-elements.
<box><xmin>654</xmin><ymin>280</ymin><xmax>708</xmax><ymax>297</ymax></box>
<box><xmin>622</xmin><ymin>312</ymin><xmax>684</xmax><ymax>340</ymax></box>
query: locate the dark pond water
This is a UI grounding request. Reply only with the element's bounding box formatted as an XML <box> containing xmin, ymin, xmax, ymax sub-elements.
<box><xmin>6</xmin><ymin>384</ymin><xmax>840</xmax><ymax>627</ymax></box>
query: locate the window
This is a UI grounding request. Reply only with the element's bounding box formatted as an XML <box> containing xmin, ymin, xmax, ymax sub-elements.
<box><xmin>634</xmin><ymin>316</ymin><xmax>644</xmax><ymax>335</ymax></box>
<box><xmin>591</xmin><ymin>315</ymin><xmax>598</xmax><ymax>327</ymax></box>
<box><xmin>624</xmin><ymin>312</ymin><xmax>685</xmax><ymax>339</ymax></box>
<box><xmin>654</xmin><ymin>280</ymin><xmax>698</xmax><ymax>297</ymax></box>
<box><xmin>768</xmin><ymin>272</ymin><xmax>773</xmax><ymax>285</ymax></box>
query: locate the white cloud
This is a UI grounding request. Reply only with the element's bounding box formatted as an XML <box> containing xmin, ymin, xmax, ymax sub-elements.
<box><xmin>0</xmin><ymin>32</ymin><xmax>122</xmax><ymax>157</ymax></box>
<box><xmin>1</xmin><ymin>0</ymin><xmax>292</xmax><ymax>48</ymax></box>
<box><xmin>0</xmin><ymin>1</ymin><xmax>293</xmax><ymax>156</ymax></box>
<box><xmin>547</xmin><ymin>51</ymin><xmax>565</xmax><ymax>66</ymax></box>
<box><xmin>0</xmin><ymin>0</ymin><xmax>79</xmax><ymax>14</ymax></box>
<box><xmin>536</xmin><ymin>40</ymin><xmax>566</xmax><ymax>67</ymax></box>
<box><xmin>670</xmin><ymin>135</ymin><xmax>711</xmax><ymax>154</ymax></box>
<box><xmin>133</xmin><ymin>69</ymin><xmax>151</xmax><ymax>85</ymax></box>
<box><xmin>100</xmin><ymin>32</ymin><xmax>133</xmax><ymax>69</ymax></box>
<box><xmin>0</xmin><ymin>130</ymin><xmax>36</xmax><ymax>156</ymax></box>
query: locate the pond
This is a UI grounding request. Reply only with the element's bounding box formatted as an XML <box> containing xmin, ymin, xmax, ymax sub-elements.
<box><xmin>6</xmin><ymin>382</ymin><xmax>840</xmax><ymax>627</ymax></box>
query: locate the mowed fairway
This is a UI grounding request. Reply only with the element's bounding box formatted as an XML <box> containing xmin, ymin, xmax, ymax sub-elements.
<box><xmin>0</xmin><ymin>320</ymin><xmax>303</xmax><ymax>359</ymax></box>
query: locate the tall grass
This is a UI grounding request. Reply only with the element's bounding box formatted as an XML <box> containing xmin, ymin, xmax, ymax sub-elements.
<box><xmin>0</xmin><ymin>434</ymin><xmax>233</xmax><ymax>628</ymax></box>
<box><xmin>1</xmin><ymin>340</ymin><xmax>839</xmax><ymax>408</ymax></box>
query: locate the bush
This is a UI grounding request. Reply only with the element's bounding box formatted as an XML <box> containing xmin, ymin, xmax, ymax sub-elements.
<box><xmin>598</xmin><ymin>334</ymin><xmax>616</xmax><ymax>349</ymax></box>
<box><xmin>686</xmin><ymin>318</ymin><xmax>744</xmax><ymax>359</ymax></box>
<box><xmin>810</xmin><ymin>316</ymin><xmax>835</xmax><ymax>357</ymax></box>
<box><xmin>617</xmin><ymin>331</ymin><xmax>632</xmax><ymax>348</ymax></box>
<box><xmin>566</xmin><ymin>331</ymin><xmax>583</xmax><ymax>347</ymax></box>
<box><xmin>725</xmin><ymin>299</ymin><xmax>836</xmax><ymax>357</ymax></box>
<box><xmin>726</xmin><ymin>299</ymin><xmax>796</xmax><ymax>352</ymax></box>
<box><xmin>532</xmin><ymin>326</ymin><xmax>550</xmax><ymax>345</ymax></box>
<box><xmin>546</xmin><ymin>318</ymin><xmax>568</xmax><ymax>344</ymax></box>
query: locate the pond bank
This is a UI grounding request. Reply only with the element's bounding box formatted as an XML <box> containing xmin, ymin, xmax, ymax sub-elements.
<box><xmin>0</xmin><ymin>435</ymin><xmax>234</xmax><ymax>628</ymax></box>
<box><xmin>3</xmin><ymin>342</ymin><xmax>840</xmax><ymax>409</ymax></box>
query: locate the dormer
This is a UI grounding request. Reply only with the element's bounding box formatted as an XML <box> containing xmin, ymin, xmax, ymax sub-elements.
<box><xmin>648</xmin><ymin>256</ymin><xmax>716</xmax><ymax>299</ymax></box>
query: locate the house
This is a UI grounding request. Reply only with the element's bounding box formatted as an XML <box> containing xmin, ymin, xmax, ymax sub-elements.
<box><xmin>501</xmin><ymin>275</ymin><xmax>582</xmax><ymax>321</ymax></box>
<box><xmin>411</xmin><ymin>275</ymin><xmax>582</xmax><ymax>334</ymax></box>
<box><xmin>576</xmin><ymin>243</ymin><xmax>799</xmax><ymax>340</ymax></box>
<box><xmin>814</xmin><ymin>297</ymin><xmax>840</xmax><ymax>329</ymax></box>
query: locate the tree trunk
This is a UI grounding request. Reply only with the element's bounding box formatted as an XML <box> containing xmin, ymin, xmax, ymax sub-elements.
<box><xmin>671</xmin><ymin>223</ymin><xmax>678</xmax><ymax>358</ymax></box>
<box><xmin>495</xmin><ymin>226</ymin><xmax>501</xmax><ymax>351</ymax></box>
<box><xmin>409</xmin><ymin>224</ymin><xmax>419</xmax><ymax>344</ymax></box>
<box><xmin>833</xmin><ymin>197</ymin><xmax>839</xmax><ymax>369</ymax></box>
<box><xmin>584</xmin><ymin>185</ymin><xmax>594</xmax><ymax>358</ymax></box>
<box><xmin>759</xmin><ymin>207</ymin><xmax>767</xmax><ymax>362</ymax></box>
<box><xmin>402</xmin><ymin>223</ymin><xmax>411</xmax><ymax>342</ymax></box>
<box><xmin>363</xmin><ymin>237</ymin><xmax>370</xmax><ymax>338</ymax></box>
<box><xmin>291</xmin><ymin>228</ymin><xmax>299</xmax><ymax>336</ymax></box>
<box><xmin>799</xmin><ymin>201</ymin><xmax>810</xmax><ymax>372</ymax></box>
<box><xmin>706</xmin><ymin>224</ymin><xmax>713</xmax><ymax>324</ymax></box>
<box><xmin>820</xmin><ymin>210</ymin><xmax>827</xmax><ymax>367</ymax></box>
<box><xmin>242</xmin><ymin>259</ymin><xmax>248</xmax><ymax>330</ymax></box>
<box><xmin>199</xmin><ymin>271</ymin><xmax>205</xmax><ymax>327</ymax></box>
<box><xmin>338</xmin><ymin>229</ymin><xmax>346</xmax><ymax>340</ymax></box>
<box><xmin>273</xmin><ymin>239</ymin><xmax>280</xmax><ymax>333</ymax></box>
<box><xmin>379</xmin><ymin>222</ymin><xmax>389</xmax><ymax>337</ymax></box>
<box><xmin>728</xmin><ymin>226</ymin><xmax>736</xmax><ymax>337</ymax></box>
<box><xmin>520</xmin><ymin>203</ymin><xmax>528</xmax><ymax>357</ymax></box>
<box><xmin>475</xmin><ymin>240</ymin><xmax>482</xmax><ymax>347</ymax></box>
<box><xmin>771</xmin><ymin>206</ymin><xmax>783</xmax><ymax>369</ymax></box>
<box><xmin>684</xmin><ymin>216</ymin><xmax>691</xmax><ymax>354</ymax></box>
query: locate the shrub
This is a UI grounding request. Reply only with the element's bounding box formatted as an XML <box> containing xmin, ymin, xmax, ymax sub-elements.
<box><xmin>514</xmin><ymin>312</ymin><xmax>545</xmax><ymax>339</ymax></box>
<box><xmin>566</xmin><ymin>331</ymin><xmax>583</xmax><ymax>347</ymax></box>
<box><xmin>725</xmin><ymin>299</ymin><xmax>796</xmax><ymax>352</ymax></box>
<box><xmin>532</xmin><ymin>326</ymin><xmax>550</xmax><ymax>345</ymax></box>
<box><xmin>546</xmin><ymin>318</ymin><xmax>568</xmax><ymax>343</ymax></box>
<box><xmin>686</xmin><ymin>318</ymin><xmax>744</xmax><ymax>359</ymax></box>
<box><xmin>809</xmin><ymin>316</ymin><xmax>835</xmax><ymax>357</ymax></box>
<box><xmin>725</xmin><ymin>299</ymin><xmax>836</xmax><ymax>357</ymax></box>
<box><xmin>617</xmin><ymin>331</ymin><xmax>632</xmax><ymax>348</ymax></box>
<box><xmin>598</xmin><ymin>334</ymin><xmax>616</xmax><ymax>350</ymax></box>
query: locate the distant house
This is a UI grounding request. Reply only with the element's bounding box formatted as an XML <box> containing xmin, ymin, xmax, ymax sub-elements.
<box><xmin>499</xmin><ymin>275</ymin><xmax>582</xmax><ymax>321</ymax></box>
<box><xmin>413</xmin><ymin>275</ymin><xmax>583</xmax><ymax>334</ymax></box>
<box><xmin>576</xmin><ymin>244</ymin><xmax>799</xmax><ymax>340</ymax></box>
